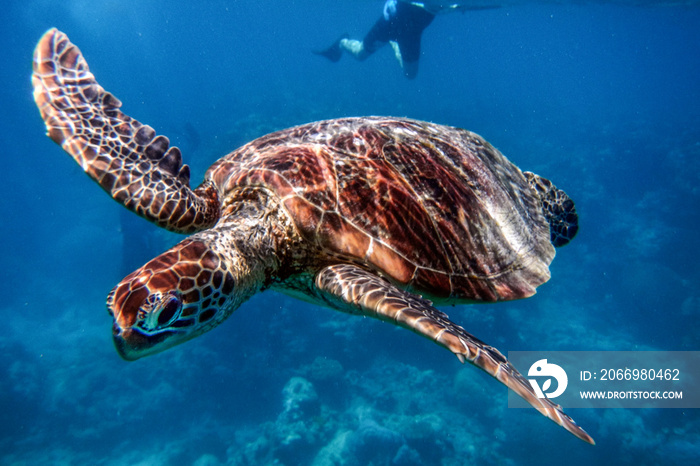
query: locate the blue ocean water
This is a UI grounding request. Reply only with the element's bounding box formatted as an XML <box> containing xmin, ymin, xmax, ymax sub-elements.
<box><xmin>1</xmin><ymin>0</ymin><xmax>699</xmax><ymax>464</ymax></box>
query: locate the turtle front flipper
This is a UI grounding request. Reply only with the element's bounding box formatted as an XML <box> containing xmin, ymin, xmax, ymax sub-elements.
<box><xmin>32</xmin><ymin>29</ymin><xmax>219</xmax><ymax>233</ymax></box>
<box><xmin>315</xmin><ymin>264</ymin><xmax>595</xmax><ymax>445</ymax></box>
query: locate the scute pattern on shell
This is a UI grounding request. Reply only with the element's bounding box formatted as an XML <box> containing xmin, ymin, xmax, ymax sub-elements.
<box><xmin>208</xmin><ymin>117</ymin><xmax>554</xmax><ymax>302</ymax></box>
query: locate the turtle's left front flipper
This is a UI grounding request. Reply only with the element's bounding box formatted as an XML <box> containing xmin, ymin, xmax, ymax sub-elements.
<box><xmin>315</xmin><ymin>263</ymin><xmax>595</xmax><ymax>445</ymax></box>
<box><xmin>32</xmin><ymin>28</ymin><xmax>219</xmax><ymax>233</ymax></box>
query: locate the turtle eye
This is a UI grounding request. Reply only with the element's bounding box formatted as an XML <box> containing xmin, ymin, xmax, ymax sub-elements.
<box><xmin>157</xmin><ymin>296</ymin><xmax>182</xmax><ymax>327</ymax></box>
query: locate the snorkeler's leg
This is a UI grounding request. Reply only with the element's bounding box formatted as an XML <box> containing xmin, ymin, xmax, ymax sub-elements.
<box><xmin>340</xmin><ymin>38</ymin><xmax>370</xmax><ymax>60</ymax></box>
<box><xmin>353</xmin><ymin>15</ymin><xmax>393</xmax><ymax>61</ymax></box>
<box><xmin>390</xmin><ymin>41</ymin><xmax>404</xmax><ymax>68</ymax></box>
<box><xmin>315</xmin><ymin>11</ymin><xmax>391</xmax><ymax>63</ymax></box>
<box><xmin>390</xmin><ymin>41</ymin><xmax>419</xmax><ymax>79</ymax></box>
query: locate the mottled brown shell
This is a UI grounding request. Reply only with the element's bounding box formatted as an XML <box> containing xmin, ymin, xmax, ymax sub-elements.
<box><xmin>208</xmin><ymin>117</ymin><xmax>554</xmax><ymax>302</ymax></box>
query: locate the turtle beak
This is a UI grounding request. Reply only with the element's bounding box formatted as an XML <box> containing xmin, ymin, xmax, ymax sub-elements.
<box><xmin>112</xmin><ymin>325</ymin><xmax>143</xmax><ymax>361</ymax></box>
<box><xmin>111</xmin><ymin>325</ymin><xmax>155</xmax><ymax>361</ymax></box>
<box><xmin>112</xmin><ymin>324</ymin><xmax>179</xmax><ymax>361</ymax></box>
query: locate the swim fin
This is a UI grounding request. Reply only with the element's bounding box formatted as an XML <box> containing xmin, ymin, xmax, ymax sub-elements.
<box><xmin>313</xmin><ymin>34</ymin><xmax>349</xmax><ymax>62</ymax></box>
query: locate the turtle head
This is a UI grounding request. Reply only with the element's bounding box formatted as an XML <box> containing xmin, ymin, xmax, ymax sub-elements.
<box><xmin>107</xmin><ymin>239</ymin><xmax>238</xmax><ymax>360</ymax></box>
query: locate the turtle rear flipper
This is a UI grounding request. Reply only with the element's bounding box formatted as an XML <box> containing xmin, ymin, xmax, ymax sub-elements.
<box><xmin>315</xmin><ymin>264</ymin><xmax>595</xmax><ymax>445</ymax></box>
<box><xmin>524</xmin><ymin>172</ymin><xmax>579</xmax><ymax>247</ymax></box>
<box><xmin>32</xmin><ymin>28</ymin><xmax>219</xmax><ymax>233</ymax></box>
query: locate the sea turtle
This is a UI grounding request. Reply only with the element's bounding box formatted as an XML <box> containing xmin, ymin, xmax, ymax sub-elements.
<box><xmin>32</xmin><ymin>29</ymin><xmax>591</xmax><ymax>444</ymax></box>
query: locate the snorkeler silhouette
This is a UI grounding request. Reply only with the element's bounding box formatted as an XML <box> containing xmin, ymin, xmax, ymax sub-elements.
<box><xmin>315</xmin><ymin>1</ymin><xmax>497</xmax><ymax>79</ymax></box>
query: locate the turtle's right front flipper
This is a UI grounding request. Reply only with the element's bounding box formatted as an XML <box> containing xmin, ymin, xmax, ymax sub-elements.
<box><xmin>32</xmin><ymin>29</ymin><xmax>220</xmax><ymax>233</ymax></box>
